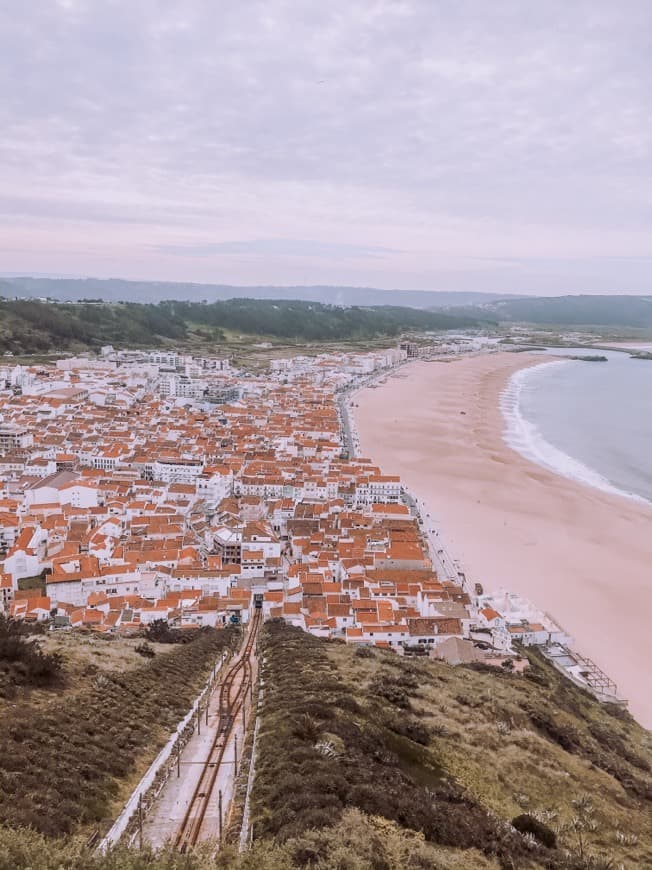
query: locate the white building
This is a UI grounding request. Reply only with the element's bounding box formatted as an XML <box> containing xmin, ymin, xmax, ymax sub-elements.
<box><xmin>159</xmin><ymin>375</ymin><xmax>207</xmax><ymax>400</ymax></box>
<box><xmin>195</xmin><ymin>467</ymin><xmax>233</xmax><ymax>505</ymax></box>
<box><xmin>0</xmin><ymin>425</ymin><xmax>33</xmax><ymax>452</ymax></box>
<box><xmin>149</xmin><ymin>351</ymin><xmax>179</xmax><ymax>367</ymax></box>
<box><xmin>355</xmin><ymin>475</ymin><xmax>401</xmax><ymax>506</ymax></box>
<box><xmin>152</xmin><ymin>458</ymin><xmax>204</xmax><ymax>485</ymax></box>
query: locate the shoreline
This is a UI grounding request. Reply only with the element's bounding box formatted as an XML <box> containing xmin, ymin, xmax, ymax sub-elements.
<box><xmin>501</xmin><ymin>358</ymin><xmax>651</xmax><ymax>507</ymax></box>
<box><xmin>353</xmin><ymin>352</ymin><xmax>652</xmax><ymax>728</ymax></box>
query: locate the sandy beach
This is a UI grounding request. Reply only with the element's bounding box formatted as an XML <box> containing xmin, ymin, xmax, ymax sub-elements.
<box><xmin>354</xmin><ymin>352</ymin><xmax>652</xmax><ymax>728</ymax></box>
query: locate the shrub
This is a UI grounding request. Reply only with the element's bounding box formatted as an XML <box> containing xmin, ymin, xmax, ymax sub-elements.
<box><xmin>524</xmin><ymin>668</ymin><xmax>550</xmax><ymax>687</ymax></box>
<box><xmin>0</xmin><ymin>625</ymin><xmax>234</xmax><ymax>834</ymax></box>
<box><xmin>252</xmin><ymin>622</ymin><xmax>544</xmax><ymax>870</ymax></box>
<box><xmin>526</xmin><ymin>705</ymin><xmax>581</xmax><ymax>753</ymax></box>
<box><xmin>454</xmin><ymin>693</ymin><xmax>483</xmax><ymax>709</ymax></box>
<box><xmin>512</xmin><ymin>813</ymin><xmax>557</xmax><ymax>848</ymax></box>
<box><xmin>589</xmin><ymin>722</ymin><xmax>650</xmax><ymax>772</ymax></box>
<box><xmin>135</xmin><ymin>642</ymin><xmax>155</xmax><ymax>658</ymax></box>
<box><xmin>604</xmin><ymin>703</ymin><xmax>632</xmax><ymax>722</ymax></box>
<box><xmin>291</xmin><ymin>714</ymin><xmax>320</xmax><ymax>743</ymax></box>
<box><xmin>383</xmin><ymin>712</ymin><xmax>431</xmax><ymax>746</ymax></box>
<box><xmin>144</xmin><ymin>619</ymin><xmax>194</xmax><ymax>644</ymax></box>
<box><xmin>370</xmin><ymin>674</ymin><xmax>411</xmax><ymax>709</ymax></box>
<box><xmin>0</xmin><ymin>616</ymin><xmax>62</xmax><ymax>693</ymax></box>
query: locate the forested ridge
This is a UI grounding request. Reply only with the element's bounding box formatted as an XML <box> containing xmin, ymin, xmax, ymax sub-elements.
<box><xmin>0</xmin><ymin>298</ymin><xmax>486</xmax><ymax>354</ymax></box>
<box><xmin>448</xmin><ymin>295</ymin><xmax>652</xmax><ymax>328</ymax></box>
<box><xmin>3</xmin><ymin>287</ymin><xmax>652</xmax><ymax>355</ymax></box>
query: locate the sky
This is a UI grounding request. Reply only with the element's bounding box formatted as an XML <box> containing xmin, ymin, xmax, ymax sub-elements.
<box><xmin>1</xmin><ymin>0</ymin><xmax>651</xmax><ymax>295</ymax></box>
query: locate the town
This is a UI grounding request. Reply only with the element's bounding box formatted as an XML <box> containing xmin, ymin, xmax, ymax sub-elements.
<box><xmin>0</xmin><ymin>344</ymin><xmax>620</xmax><ymax>704</ymax></box>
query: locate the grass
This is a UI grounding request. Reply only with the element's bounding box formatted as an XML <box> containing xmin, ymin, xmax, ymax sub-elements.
<box><xmin>0</xmin><ymin>620</ymin><xmax>650</xmax><ymax>868</ymax></box>
<box><xmin>245</xmin><ymin>622</ymin><xmax>651</xmax><ymax>869</ymax></box>
<box><xmin>0</xmin><ymin>332</ymin><xmax>403</xmax><ymax>376</ymax></box>
<box><xmin>252</xmin><ymin>622</ymin><xmax>557</xmax><ymax>869</ymax></box>
<box><xmin>0</xmin><ymin>811</ymin><xmax>502</xmax><ymax>870</ymax></box>
<box><xmin>328</xmin><ymin>638</ymin><xmax>652</xmax><ymax>868</ymax></box>
<box><xmin>1</xmin><ymin>631</ymin><xmax>170</xmax><ymax>710</ymax></box>
<box><xmin>209</xmin><ymin>333</ymin><xmax>404</xmax><ymax>373</ymax></box>
<box><xmin>0</xmin><ymin>626</ymin><xmax>238</xmax><ymax>836</ymax></box>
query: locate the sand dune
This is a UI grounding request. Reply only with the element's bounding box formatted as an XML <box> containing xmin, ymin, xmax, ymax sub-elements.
<box><xmin>354</xmin><ymin>352</ymin><xmax>652</xmax><ymax>727</ymax></box>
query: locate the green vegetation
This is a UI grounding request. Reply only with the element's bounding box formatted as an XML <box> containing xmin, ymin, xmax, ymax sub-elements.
<box><xmin>166</xmin><ymin>299</ymin><xmax>484</xmax><ymax>341</ymax></box>
<box><xmin>3</xmin><ymin>287</ymin><xmax>652</xmax><ymax>357</ymax></box>
<box><xmin>0</xmin><ymin>298</ymin><xmax>487</xmax><ymax>355</ymax></box>
<box><xmin>0</xmin><ymin>298</ymin><xmax>187</xmax><ymax>354</ymax></box>
<box><xmin>145</xmin><ymin>618</ymin><xmax>200</xmax><ymax>644</ymax></box>
<box><xmin>503</xmin><ymin>344</ymin><xmax>549</xmax><ymax>352</ymax></box>
<box><xmin>0</xmin><ymin>620</ymin><xmax>650</xmax><ymax>868</ymax></box>
<box><xmin>0</xmin><ymin>616</ymin><xmax>61</xmax><ymax>696</ymax></box>
<box><xmin>0</xmin><ymin>813</ymin><xmax>500</xmax><ymax>870</ymax></box>
<box><xmin>248</xmin><ymin>622</ymin><xmax>651</xmax><ymax>869</ymax></box>
<box><xmin>0</xmin><ymin>625</ymin><xmax>236</xmax><ymax>836</ymax></box>
<box><xmin>469</xmin><ymin>295</ymin><xmax>652</xmax><ymax>329</ymax></box>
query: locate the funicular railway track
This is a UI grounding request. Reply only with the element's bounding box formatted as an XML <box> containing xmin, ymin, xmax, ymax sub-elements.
<box><xmin>175</xmin><ymin>607</ymin><xmax>262</xmax><ymax>852</ymax></box>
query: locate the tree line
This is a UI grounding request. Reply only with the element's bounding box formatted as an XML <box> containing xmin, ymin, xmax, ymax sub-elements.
<box><xmin>0</xmin><ymin>297</ymin><xmax>488</xmax><ymax>354</ymax></box>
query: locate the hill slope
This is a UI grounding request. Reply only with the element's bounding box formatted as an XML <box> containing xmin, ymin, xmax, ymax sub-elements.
<box><xmin>456</xmin><ymin>295</ymin><xmax>652</xmax><ymax>329</ymax></box>
<box><xmin>248</xmin><ymin>621</ymin><xmax>651</xmax><ymax>869</ymax></box>
<box><xmin>0</xmin><ymin>298</ymin><xmax>487</xmax><ymax>355</ymax></box>
<box><xmin>0</xmin><ymin>620</ymin><xmax>650</xmax><ymax>868</ymax></box>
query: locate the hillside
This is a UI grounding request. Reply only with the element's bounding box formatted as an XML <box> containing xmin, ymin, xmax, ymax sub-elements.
<box><xmin>0</xmin><ymin>298</ymin><xmax>487</xmax><ymax>355</ymax></box>
<box><xmin>5</xmin><ymin>281</ymin><xmax>652</xmax><ymax>338</ymax></box>
<box><xmin>0</xmin><ymin>623</ymin><xmax>237</xmax><ymax>837</ymax></box>
<box><xmin>1</xmin><ymin>621</ymin><xmax>649</xmax><ymax>869</ymax></box>
<box><xmin>455</xmin><ymin>295</ymin><xmax>652</xmax><ymax>329</ymax></box>
<box><xmin>248</xmin><ymin>622</ymin><xmax>651</xmax><ymax>869</ymax></box>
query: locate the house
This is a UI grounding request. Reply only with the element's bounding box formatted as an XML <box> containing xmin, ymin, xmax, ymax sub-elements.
<box><xmin>0</xmin><ymin>573</ymin><xmax>16</xmax><ymax>613</ymax></box>
<box><xmin>10</xmin><ymin>594</ymin><xmax>51</xmax><ymax>622</ymax></box>
<box><xmin>3</xmin><ymin>527</ymin><xmax>46</xmax><ymax>580</ymax></box>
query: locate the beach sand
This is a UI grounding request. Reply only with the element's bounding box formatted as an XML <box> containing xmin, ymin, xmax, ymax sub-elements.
<box><xmin>354</xmin><ymin>352</ymin><xmax>652</xmax><ymax>727</ymax></box>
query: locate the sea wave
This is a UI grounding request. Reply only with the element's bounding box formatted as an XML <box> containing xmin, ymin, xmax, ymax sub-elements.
<box><xmin>501</xmin><ymin>360</ymin><xmax>648</xmax><ymax>504</ymax></box>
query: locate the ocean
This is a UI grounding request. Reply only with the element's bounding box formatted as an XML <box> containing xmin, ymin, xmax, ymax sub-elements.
<box><xmin>501</xmin><ymin>348</ymin><xmax>652</xmax><ymax>504</ymax></box>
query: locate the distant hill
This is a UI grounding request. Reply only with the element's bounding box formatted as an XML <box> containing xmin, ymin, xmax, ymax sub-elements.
<box><xmin>5</xmin><ymin>276</ymin><xmax>651</xmax><ymax>333</ymax></box>
<box><xmin>453</xmin><ymin>295</ymin><xmax>652</xmax><ymax>329</ymax></box>
<box><xmin>0</xmin><ymin>297</ymin><xmax>490</xmax><ymax>355</ymax></box>
<box><xmin>0</xmin><ymin>276</ymin><xmax>505</xmax><ymax>309</ymax></box>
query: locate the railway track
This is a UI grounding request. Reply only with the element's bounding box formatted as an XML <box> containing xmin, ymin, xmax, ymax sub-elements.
<box><xmin>175</xmin><ymin>609</ymin><xmax>262</xmax><ymax>852</ymax></box>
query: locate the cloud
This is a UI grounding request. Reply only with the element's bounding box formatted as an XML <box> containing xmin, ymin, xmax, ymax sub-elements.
<box><xmin>156</xmin><ymin>239</ymin><xmax>399</xmax><ymax>259</ymax></box>
<box><xmin>0</xmin><ymin>1</ymin><xmax>651</xmax><ymax>292</ymax></box>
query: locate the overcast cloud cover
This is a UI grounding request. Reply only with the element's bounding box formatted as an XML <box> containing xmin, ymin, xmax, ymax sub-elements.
<box><xmin>1</xmin><ymin>0</ymin><xmax>651</xmax><ymax>294</ymax></box>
